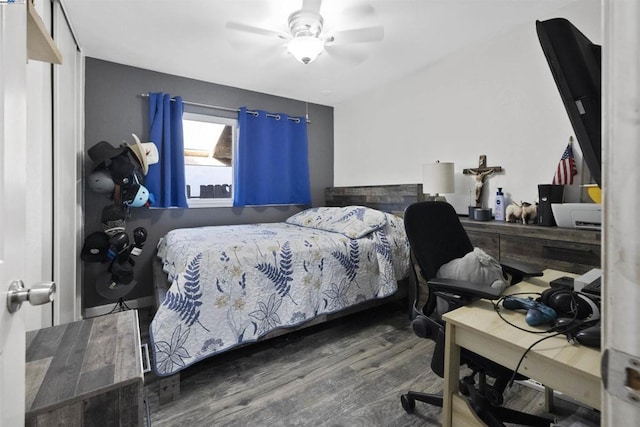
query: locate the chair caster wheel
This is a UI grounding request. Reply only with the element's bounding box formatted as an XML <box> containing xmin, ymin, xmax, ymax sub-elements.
<box><xmin>401</xmin><ymin>394</ymin><xmax>416</xmax><ymax>413</ymax></box>
<box><xmin>486</xmin><ymin>387</ymin><xmax>503</xmax><ymax>406</ymax></box>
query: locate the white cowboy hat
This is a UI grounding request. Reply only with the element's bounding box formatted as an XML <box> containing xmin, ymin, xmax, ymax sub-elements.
<box><xmin>128</xmin><ymin>133</ymin><xmax>159</xmax><ymax>175</ymax></box>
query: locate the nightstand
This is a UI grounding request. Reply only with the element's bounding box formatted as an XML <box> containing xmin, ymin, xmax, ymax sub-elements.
<box><xmin>25</xmin><ymin>310</ymin><xmax>144</xmax><ymax>426</ymax></box>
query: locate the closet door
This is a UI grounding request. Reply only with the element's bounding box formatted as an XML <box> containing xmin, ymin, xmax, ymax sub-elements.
<box><xmin>53</xmin><ymin>1</ymin><xmax>83</xmax><ymax>324</ymax></box>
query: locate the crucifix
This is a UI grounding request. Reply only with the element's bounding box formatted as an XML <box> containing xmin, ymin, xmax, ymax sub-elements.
<box><xmin>463</xmin><ymin>155</ymin><xmax>503</xmax><ymax>208</ymax></box>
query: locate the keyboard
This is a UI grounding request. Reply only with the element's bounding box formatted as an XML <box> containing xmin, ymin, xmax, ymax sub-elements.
<box><xmin>581</xmin><ymin>276</ymin><xmax>601</xmax><ymax>297</ymax></box>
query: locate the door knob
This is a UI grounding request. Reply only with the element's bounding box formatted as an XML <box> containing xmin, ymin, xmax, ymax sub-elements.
<box><xmin>6</xmin><ymin>280</ymin><xmax>56</xmax><ymax>313</ymax></box>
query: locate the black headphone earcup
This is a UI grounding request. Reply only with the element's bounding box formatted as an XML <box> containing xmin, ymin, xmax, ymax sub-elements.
<box><xmin>550</xmin><ymin>292</ymin><xmax>579</xmax><ymax>317</ymax></box>
<box><xmin>539</xmin><ymin>288</ymin><xmax>559</xmax><ymax>306</ymax></box>
<box><xmin>541</xmin><ymin>289</ymin><xmax>594</xmax><ymax>319</ymax></box>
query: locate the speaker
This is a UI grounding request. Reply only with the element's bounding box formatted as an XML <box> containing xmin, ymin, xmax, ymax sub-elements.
<box><xmin>538</xmin><ymin>184</ymin><xmax>564</xmax><ymax>226</ymax></box>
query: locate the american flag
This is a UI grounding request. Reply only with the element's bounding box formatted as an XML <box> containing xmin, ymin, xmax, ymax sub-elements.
<box><xmin>552</xmin><ymin>140</ymin><xmax>577</xmax><ymax>185</ymax></box>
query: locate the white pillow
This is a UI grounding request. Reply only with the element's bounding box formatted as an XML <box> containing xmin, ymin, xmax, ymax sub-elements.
<box><xmin>436</xmin><ymin>247</ymin><xmax>507</xmax><ymax>292</ymax></box>
<box><xmin>285</xmin><ymin>206</ymin><xmax>387</xmax><ymax>239</ymax></box>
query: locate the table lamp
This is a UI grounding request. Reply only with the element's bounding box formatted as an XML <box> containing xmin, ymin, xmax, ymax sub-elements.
<box><xmin>422</xmin><ymin>161</ymin><xmax>455</xmax><ymax>202</ymax></box>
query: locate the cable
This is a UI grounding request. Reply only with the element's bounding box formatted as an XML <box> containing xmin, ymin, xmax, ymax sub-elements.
<box><xmin>493</xmin><ymin>291</ymin><xmax>586</xmax><ymax>334</ymax></box>
<box><xmin>507</xmin><ymin>332</ymin><xmax>563</xmax><ymax>388</ymax></box>
<box><xmin>499</xmin><ymin>290</ymin><xmax>592</xmax><ymax>388</ymax></box>
<box><xmin>492</xmin><ymin>292</ymin><xmax>551</xmax><ymax>334</ymax></box>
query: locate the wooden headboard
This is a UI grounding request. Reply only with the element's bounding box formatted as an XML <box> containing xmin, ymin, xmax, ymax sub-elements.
<box><xmin>325</xmin><ymin>184</ymin><xmax>424</xmax><ymax>214</ymax></box>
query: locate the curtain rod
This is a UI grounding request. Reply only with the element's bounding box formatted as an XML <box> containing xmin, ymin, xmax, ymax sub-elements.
<box><xmin>139</xmin><ymin>93</ymin><xmax>310</xmax><ymax>123</ymax></box>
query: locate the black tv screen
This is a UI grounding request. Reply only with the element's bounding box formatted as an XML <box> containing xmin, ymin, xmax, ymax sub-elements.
<box><xmin>536</xmin><ymin>18</ymin><xmax>601</xmax><ymax>187</ymax></box>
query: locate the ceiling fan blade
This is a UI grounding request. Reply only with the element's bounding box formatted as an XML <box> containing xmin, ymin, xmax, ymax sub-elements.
<box><xmin>329</xmin><ymin>26</ymin><xmax>384</xmax><ymax>44</ymax></box>
<box><xmin>302</xmin><ymin>0</ymin><xmax>322</xmax><ymax>14</ymax></box>
<box><xmin>325</xmin><ymin>45</ymin><xmax>369</xmax><ymax>65</ymax></box>
<box><xmin>226</xmin><ymin>22</ymin><xmax>289</xmax><ymax>39</ymax></box>
<box><xmin>341</xmin><ymin>4</ymin><xmax>376</xmax><ymax>20</ymax></box>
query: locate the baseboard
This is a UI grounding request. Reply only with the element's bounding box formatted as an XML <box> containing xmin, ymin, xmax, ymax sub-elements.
<box><xmin>82</xmin><ymin>296</ymin><xmax>154</xmax><ymax>318</ymax></box>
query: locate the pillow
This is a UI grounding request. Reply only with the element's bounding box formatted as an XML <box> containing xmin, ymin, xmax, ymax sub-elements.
<box><xmin>285</xmin><ymin>206</ymin><xmax>387</xmax><ymax>239</ymax></box>
<box><xmin>436</xmin><ymin>247</ymin><xmax>507</xmax><ymax>292</ymax></box>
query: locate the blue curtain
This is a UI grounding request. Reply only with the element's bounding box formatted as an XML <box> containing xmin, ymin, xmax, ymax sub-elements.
<box><xmin>146</xmin><ymin>92</ymin><xmax>188</xmax><ymax>208</ymax></box>
<box><xmin>234</xmin><ymin>107</ymin><xmax>311</xmax><ymax>206</ymax></box>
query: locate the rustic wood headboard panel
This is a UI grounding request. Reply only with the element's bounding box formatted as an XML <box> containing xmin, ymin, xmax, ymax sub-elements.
<box><xmin>325</xmin><ymin>184</ymin><xmax>424</xmax><ymax>214</ymax></box>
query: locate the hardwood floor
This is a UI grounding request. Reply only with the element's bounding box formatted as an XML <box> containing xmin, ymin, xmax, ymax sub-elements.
<box><xmin>140</xmin><ymin>303</ymin><xmax>600</xmax><ymax>426</ymax></box>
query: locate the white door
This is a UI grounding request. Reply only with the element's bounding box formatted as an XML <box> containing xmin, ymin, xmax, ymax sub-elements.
<box><xmin>602</xmin><ymin>0</ymin><xmax>640</xmax><ymax>424</ymax></box>
<box><xmin>0</xmin><ymin>4</ymin><xmax>29</xmax><ymax>426</ymax></box>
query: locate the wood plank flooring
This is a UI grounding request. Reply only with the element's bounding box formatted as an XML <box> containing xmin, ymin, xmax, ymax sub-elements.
<box><xmin>140</xmin><ymin>303</ymin><xmax>600</xmax><ymax>426</ymax></box>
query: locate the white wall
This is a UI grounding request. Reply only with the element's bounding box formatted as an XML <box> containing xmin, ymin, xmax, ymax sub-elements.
<box><xmin>334</xmin><ymin>1</ymin><xmax>601</xmax><ymax>215</ymax></box>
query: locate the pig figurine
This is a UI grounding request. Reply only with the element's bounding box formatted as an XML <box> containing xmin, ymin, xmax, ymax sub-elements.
<box><xmin>506</xmin><ymin>201</ymin><xmax>537</xmax><ymax>224</ymax></box>
<box><xmin>521</xmin><ymin>202</ymin><xmax>538</xmax><ymax>224</ymax></box>
<box><xmin>506</xmin><ymin>202</ymin><xmax>523</xmax><ymax>223</ymax></box>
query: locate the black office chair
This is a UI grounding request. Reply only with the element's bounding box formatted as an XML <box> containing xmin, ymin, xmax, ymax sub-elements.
<box><xmin>400</xmin><ymin>201</ymin><xmax>552</xmax><ymax>427</ymax></box>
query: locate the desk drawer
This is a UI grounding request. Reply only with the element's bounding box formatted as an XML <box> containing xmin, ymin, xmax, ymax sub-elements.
<box><xmin>500</xmin><ymin>235</ymin><xmax>600</xmax><ymax>274</ymax></box>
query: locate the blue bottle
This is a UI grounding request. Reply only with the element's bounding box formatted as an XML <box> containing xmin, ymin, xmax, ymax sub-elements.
<box><xmin>494</xmin><ymin>188</ymin><xmax>505</xmax><ymax>221</ymax></box>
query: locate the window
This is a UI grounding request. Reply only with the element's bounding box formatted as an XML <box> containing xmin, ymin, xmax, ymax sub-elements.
<box><xmin>182</xmin><ymin>112</ymin><xmax>237</xmax><ymax>207</ymax></box>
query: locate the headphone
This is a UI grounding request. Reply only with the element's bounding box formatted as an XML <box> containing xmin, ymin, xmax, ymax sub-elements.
<box><xmin>538</xmin><ymin>288</ymin><xmax>600</xmax><ymax>321</ymax></box>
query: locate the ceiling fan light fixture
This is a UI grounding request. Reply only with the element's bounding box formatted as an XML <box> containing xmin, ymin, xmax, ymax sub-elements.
<box><xmin>287</xmin><ymin>35</ymin><xmax>324</xmax><ymax>64</ymax></box>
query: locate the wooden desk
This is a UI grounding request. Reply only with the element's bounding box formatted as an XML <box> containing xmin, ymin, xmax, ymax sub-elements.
<box><xmin>441</xmin><ymin>270</ymin><xmax>601</xmax><ymax>426</ymax></box>
<box><xmin>25</xmin><ymin>310</ymin><xmax>144</xmax><ymax>426</ymax></box>
<box><xmin>460</xmin><ymin>218</ymin><xmax>601</xmax><ymax>275</ymax></box>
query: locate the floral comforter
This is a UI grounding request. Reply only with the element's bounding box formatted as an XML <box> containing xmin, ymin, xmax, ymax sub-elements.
<box><xmin>150</xmin><ymin>206</ymin><xmax>410</xmax><ymax>376</ymax></box>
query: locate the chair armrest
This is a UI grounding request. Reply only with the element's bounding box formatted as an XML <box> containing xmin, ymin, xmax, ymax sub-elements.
<box><xmin>500</xmin><ymin>260</ymin><xmax>543</xmax><ymax>285</ymax></box>
<box><xmin>427</xmin><ymin>277</ymin><xmax>503</xmax><ymax>300</ymax></box>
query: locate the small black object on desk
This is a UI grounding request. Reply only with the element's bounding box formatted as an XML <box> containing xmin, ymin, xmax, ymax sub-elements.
<box><xmin>550</xmin><ymin>276</ymin><xmax>575</xmax><ymax>290</ymax></box>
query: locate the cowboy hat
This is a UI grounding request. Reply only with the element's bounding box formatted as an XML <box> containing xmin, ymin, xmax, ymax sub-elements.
<box><xmin>127</xmin><ymin>133</ymin><xmax>159</xmax><ymax>175</ymax></box>
<box><xmin>88</xmin><ymin>140</ymin><xmax>127</xmax><ymax>170</ymax></box>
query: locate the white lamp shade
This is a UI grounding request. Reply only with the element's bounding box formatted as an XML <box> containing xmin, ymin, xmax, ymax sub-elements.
<box><xmin>287</xmin><ymin>36</ymin><xmax>324</xmax><ymax>64</ymax></box>
<box><xmin>422</xmin><ymin>162</ymin><xmax>455</xmax><ymax>194</ymax></box>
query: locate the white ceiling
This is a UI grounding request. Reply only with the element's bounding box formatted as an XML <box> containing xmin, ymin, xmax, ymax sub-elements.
<box><xmin>61</xmin><ymin>0</ymin><xmax>577</xmax><ymax>107</ymax></box>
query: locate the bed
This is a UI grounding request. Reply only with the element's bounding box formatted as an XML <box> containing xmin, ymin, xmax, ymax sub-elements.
<box><xmin>149</xmin><ymin>206</ymin><xmax>410</xmax><ymax>378</ymax></box>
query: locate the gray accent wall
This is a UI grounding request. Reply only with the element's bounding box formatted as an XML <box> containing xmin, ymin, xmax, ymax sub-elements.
<box><xmin>83</xmin><ymin>58</ymin><xmax>334</xmax><ymax>310</ymax></box>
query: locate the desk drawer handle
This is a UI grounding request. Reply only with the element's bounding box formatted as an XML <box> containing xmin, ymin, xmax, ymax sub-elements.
<box><xmin>542</xmin><ymin>246</ymin><xmax>593</xmax><ymax>255</ymax></box>
<box><xmin>542</xmin><ymin>245</ymin><xmax>599</xmax><ymax>266</ymax></box>
<box><xmin>141</xmin><ymin>343</ymin><xmax>151</xmax><ymax>373</ymax></box>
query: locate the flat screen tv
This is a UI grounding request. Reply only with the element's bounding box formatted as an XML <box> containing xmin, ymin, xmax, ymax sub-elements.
<box><xmin>536</xmin><ymin>18</ymin><xmax>602</xmax><ymax>187</ymax></box>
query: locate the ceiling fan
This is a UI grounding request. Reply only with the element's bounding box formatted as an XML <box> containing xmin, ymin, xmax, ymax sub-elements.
<box><xmin>226</xmin><ymin>0</ymin><xmax>384</xmax><ymax>64</ymax></box>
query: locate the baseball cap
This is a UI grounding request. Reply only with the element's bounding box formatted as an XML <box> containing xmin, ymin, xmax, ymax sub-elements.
<box><xmin>101</xmin><ymin>203</ymin><xmax>127</xmax><ymax>236</ymax></box>
<box><xmin>110</xmin><ymin>258</ymin><xmax>135</xmax><ymax>285</ymax></box>
<box><xmin>95</xmin><ymin>270</ymin><xmax>136</xmax><ymax>300</ymax></box>
<box><xmin>109</xmin><ymin>153</ymin><xmax>136</xmax><ymax>185</ymax></box>
<box><xmin>80</xmin><ymin>231</ymin><xmax>110</xmax><ymax>262</ymax></box>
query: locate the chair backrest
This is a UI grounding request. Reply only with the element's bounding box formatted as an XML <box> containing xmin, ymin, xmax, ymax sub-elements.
<box><xmin>405</xmin><ymin>202</ymin><xmax>523</xmax><ymax>384</ymax></box>
<box><xmin>404</xmin><ymin>201</ymin><xmax>474</xmax><ymax>282</ymax></box>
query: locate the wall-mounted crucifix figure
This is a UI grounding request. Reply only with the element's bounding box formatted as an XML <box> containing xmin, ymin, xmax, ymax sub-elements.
<box><xmin>463</xmin><ymin>155</ymin><xmax>503</xmax><ymax>207</ymax></box>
